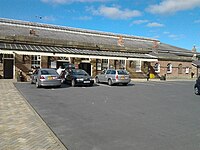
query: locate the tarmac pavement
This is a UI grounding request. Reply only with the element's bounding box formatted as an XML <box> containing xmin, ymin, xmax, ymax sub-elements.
<box><xmin>0</xmin><ymin>78</ymin><xmax>196</xmax><ymax>150</ymax></box>
<box><xmin>0</xmin><ymin>79</ymin><xmax>67</xmax><ymax>150</ymax></box>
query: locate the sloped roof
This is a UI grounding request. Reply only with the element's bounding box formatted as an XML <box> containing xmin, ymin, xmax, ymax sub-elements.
<box><xmin>0</xmin><ymin>18</ymin><xmax>197</xmax><ymax>57</ymax></box>
<box><xmin>0</xmin><ymin>18</ymin><xmax>156</xmax><ymax>50</ymax></box>
<box><xmin>0</xmin><ymin>42</ymin><xmax>157</xmax><ymax>61</ymax></box>
<box><xmin>192</xmin><ymin>60</ymin><xmax>200</xmax><ymax>68</ymax></box>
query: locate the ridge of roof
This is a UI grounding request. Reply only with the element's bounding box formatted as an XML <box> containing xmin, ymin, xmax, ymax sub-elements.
<box><xmin>0</xmin><ymin>17</ymin><xmax>159</xmax><ymax>42</ymax></box>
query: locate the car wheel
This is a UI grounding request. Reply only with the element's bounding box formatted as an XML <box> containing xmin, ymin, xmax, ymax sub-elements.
<box><xmin>36</xmin><ymin>80</ymin><xmax>40</xmax><ymax>88</ymax></box>
<box><xmin>108</xmin><ymin>79</ymin><xmax>112</xmax><ymax>86</ymax></box>
<box><xmin>122</xmin><ymin>83</ymin><xmax>128</xmax><ymax>86</ymax></box>
<box><xmin>30</xmin><ymin>79</ymin><xmax>34</xmax><ymax>84</ymax></box>
<box><xmin>71</xmin><ymin>79</ymin><xmax>76</xmax><ymax>87</ymax></box>
<box><xmin>57</xmin><ymin>85</ymin><xmax>61</xmax><ymax>88</ymax></box>
<box><xmin>194</xmin><ymin>86</ymin><xmax>200</xmax><ymax>95</ymax></box>
<box><xmin>95</xmin><ymin>77</ymin><xmax>100</xmax><ymax>83</ymax></box>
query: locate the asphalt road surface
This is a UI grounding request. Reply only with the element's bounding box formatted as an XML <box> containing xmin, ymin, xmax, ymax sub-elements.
<box><xmin>15</xmin><ymin>81</ymin><xmax>200</xmax><ymax>150</ymax></box>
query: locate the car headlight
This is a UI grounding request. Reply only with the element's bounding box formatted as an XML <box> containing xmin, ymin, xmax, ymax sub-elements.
<box><xmin>76</xmin><ymin>78</ymin><xmax>84</xmax><ymax>81</ymax></box>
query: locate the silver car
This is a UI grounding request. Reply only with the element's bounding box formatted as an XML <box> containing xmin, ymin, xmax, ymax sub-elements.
<box><xmin>95</xmin><ymin>69</ymin><xmax>131</xmax><ymax>86</ymax></box>
<box><xmin>31</xmin><ymin>68</ymin><xmax>62</xmax><ymax>88</ymax></box>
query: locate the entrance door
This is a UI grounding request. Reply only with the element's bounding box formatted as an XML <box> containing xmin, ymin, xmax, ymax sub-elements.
<box><xmin>3</xmin><ymin>59</ymin><xmax>14</xmax><ymax>79</ymax></box>
<box><xmin>79</xmin><ymin>63</ymin><xmax>91</xmax><ymax>75</ymax></box>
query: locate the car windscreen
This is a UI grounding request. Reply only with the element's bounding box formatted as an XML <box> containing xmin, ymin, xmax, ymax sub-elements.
<box><xmin>63</xmin><ymin>63</ymin><xmax>75</xmax><ymax>69</ymax></box>
<box><xmin>117</xmin><ymin>70</ymin><xmax>129</xmax><ymax>75</ymax></box>
<box><xmin>72</xmin><ymin>70</ymin><xmax>88</xmax><ymax>76</ymax></box>
<box><xmin>41</xmin><ymin>69</ymin><xmax>58</xmax><ymax>75</ymax></box>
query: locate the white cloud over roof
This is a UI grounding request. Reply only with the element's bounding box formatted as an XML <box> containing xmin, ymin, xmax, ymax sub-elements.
<box><xmin>89</xmin><ymin>6</ymin><xmax>141</xmax><ymax>19</ymax></box>
<box><xmin>132</xmin><ymin>20</ymin><xmax>149</xmax><ymax>25</ymax></box>
<box><xmin>146</xmin><ymin>0</ymin><xmax>200</xmax><ymax>15</ymax></box>
<box><xmin>147</xmin><ymin>22</ymin><xmax>164</xmax><ymax>27</ymax></box>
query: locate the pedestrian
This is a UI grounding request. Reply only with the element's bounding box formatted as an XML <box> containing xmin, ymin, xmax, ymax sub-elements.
<box><xmin>191</xmin><ymin>72</ymin><xmax>195</xmax><ymax>78</ymax></box>
<box><xmin>147</xmin><ymin>71</ymin><xmax>150</xmax><ymax>81</ymax></box>
<box><xmin>31</xmin><ymin>66</ymin><xmax>36</xmax><ymax>74</ymax></box>
<box><xmin>57</xmin><ymin>66</ymin><xmax>65</xmax><ymax>76</ymax></box>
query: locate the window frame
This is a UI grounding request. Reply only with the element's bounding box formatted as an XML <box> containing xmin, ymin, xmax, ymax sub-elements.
<box><xmin>154</xmin><ymin>63</ymin><xmax>160</xmax><ymax>73</ymax></box>
<box><xmin>31</xmin><ymin>55</ymin><xmax>41</xmax><ymax>68</ymax></box>
<box><xmin>167</xmin><ymin>63</ymin><xmax>172</xmax><ymax>74</ymax></box>
<box><xmin>178</xmin><ymin>64</ymin><xmax>183</xmax><ymax>74</ymax></box>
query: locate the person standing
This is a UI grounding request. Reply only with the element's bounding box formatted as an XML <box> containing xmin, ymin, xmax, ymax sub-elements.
<box><xmin>57</xmin><ymin>66</ymin><xmax>65</xmax><ymax>76</ymax></box>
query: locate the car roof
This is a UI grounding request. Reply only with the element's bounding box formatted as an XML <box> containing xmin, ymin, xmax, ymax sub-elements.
<box><xmin>107</xmin><ymin>69</ymin><xmax>125</xmax><ymax>71</ymax></box>
<box><xmin>39</xmin><ymin>68</ymin><xmax>55</xmax><ymax>70</ymax></box>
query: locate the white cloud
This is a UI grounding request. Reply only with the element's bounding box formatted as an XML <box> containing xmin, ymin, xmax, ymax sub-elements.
<box><xmin>194</xmin><ymin>20</ymin><xmax>200</xmax><ymax>23</ymax></box>
<box><xmin>43</xmin><ymin>16</ymin><xmax>56</xmax><ymax>21</ymax></box>
<box><xmin>147</xmin><ymin>22</ymin><xmax>164</xmax><ymax>27</ymax></box>
<box><xmin>77</xmin><ymin>16</ymin><xmax>92</xmax><ymax>20</ymax></box>
<box><xmin>88</xmin><ymin>6</ymin><xmax>141</xmax><ymax>19</ymax></box>
<box><xmin>146</xmin><ymin>0</ymin><xmax>200</xmax><ymax>15</ymax></box>
<box><xmin>163</xmin><ymin>31</ymin><xmax>185</xmax><ymax>40</ymax></box>
<box><xmin>163</xmin><ymin>31</ymin><xmax>170</xmax><ymax>34</ymax></box>
<box><xmin>132</xmin><ymin>20</ymin><xmax>149</xmax><ymax>25</ymax></box>
<box><xmin>41</xmin><ymin>0</ymin><xmax>109</xmax><ymax>4</ymax></box>
<box><xmin>168</xmin><ymin>34</ymin><xmax>185</xmax><ymax>40</ymax></box>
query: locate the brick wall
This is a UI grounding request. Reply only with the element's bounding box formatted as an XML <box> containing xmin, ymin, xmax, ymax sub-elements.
<box><xmin>151</xmin><ymin>60</ymin><xmax>194</xmax><ymax>79</ymax></box>
<box><xmin>41</xmin><ymin>56</ymin><xmax>48</xmax><ymax>68</ymax></box>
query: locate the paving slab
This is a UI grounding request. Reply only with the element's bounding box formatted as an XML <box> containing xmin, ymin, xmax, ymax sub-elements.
<box><xmin>0</xmin><ymin>79</ymin><xmax>67</xmax><ymax>150</ymax></box>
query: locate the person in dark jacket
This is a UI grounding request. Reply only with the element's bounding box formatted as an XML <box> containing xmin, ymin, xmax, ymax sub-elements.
<box><xmin>147</xmin><ymin>72</ymin><xmax>150</xmax><ymax>81</ymax></box>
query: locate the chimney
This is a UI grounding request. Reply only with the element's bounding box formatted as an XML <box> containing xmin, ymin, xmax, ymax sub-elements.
<box><xmin>192</xmin><ymin>45</ymin><xmax>197</xmax><ymax>52</ymax></box>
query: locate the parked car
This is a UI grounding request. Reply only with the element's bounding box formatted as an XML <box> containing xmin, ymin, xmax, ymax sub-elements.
<box><xmin>65</xmin><ymin>69</ymin><xmax>94</xmax><ymax>87</ymax></box>
<box><xmin>30</xmin><ymin>68</ymin><xmax>62</xmax><ymax>88</ymax></box>
<box><xmin>194</xmin><ymin>76</ymin><xmax>200</xmax><ymax>95</ymax></box>
<box><xmin>95</xmin><ymin>69</ymin><xmax>131</xmax><ymax>86</ymax></box>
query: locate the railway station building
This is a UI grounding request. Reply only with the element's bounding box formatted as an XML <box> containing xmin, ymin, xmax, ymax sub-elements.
<box><xmin>0</xmin><ymin>18</ymin><xmax>199</xmax><ymax>81</ymax></box>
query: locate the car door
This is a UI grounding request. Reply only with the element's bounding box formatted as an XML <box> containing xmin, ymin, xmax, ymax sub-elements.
<box><xmin>104</xmin><ymin>70</ymin><xmax>111</xmax><ymax>82</ymax></box>
<box><xmin>98</xmin><ymin>70</ymin><xmax>106</xmax><ymax>82</ymax></box>
<box><xmin>109</xmin><ymin>70</ymin><xmax>116</xmax><ymax>81</ymax></box>
<box><xmin>32</xmin><ymin>70</ymin><xmax>39</xmax><ymax>83</ymax></box>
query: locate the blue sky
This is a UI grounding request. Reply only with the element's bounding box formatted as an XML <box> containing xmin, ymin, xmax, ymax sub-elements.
<box><xmin>0</xmin><ymin>0</ymin><xmax>200</xmax><ymax>51</ymax></box>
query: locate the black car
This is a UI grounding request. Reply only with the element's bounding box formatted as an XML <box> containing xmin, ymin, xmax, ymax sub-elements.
<box><xmin>65</xmin><ymin>69</ymin><xmax>94</xmax><ymax>87</ymax></box>
<box><xmin>194</xmin><ymin>76</ymin><xmax>200</xmax><ymax>95</ymax></box>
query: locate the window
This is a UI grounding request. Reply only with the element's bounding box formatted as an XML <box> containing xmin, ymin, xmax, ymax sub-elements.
<box><xmin>185</xmin><ymin>67</ymin><xmax>189</xmax><ymax>74</ymax></box>
<box><xmin>178</xmin><ymin>64</ymin><xmax>183</xmax><ymax>74</ymax></box>
<box><xmin>4</xmin><ymin>54</ymin><xmax>13</xmax><ymax>58</ymax></box>
<box><xmin>59</xmin><ymin>57</ymin><xmax>69</xmax><ymax>61</ymax></box>
<box><xmin>31</xmin><ymin>55</ymin><xmax>41</xmax><ymax>68</ymax></box>
<box><xmin>136</xmin><ymin>60</ymin><xmax>141</xmax><ymax>72</ymax></box>
<box><xmin>167</xmin><ymin>63</ymin><xmax>172</xmax><ymax>73</ymax></box>
<box><xmin>111</xmin><ymin>70</ymin><xmax>116</xmax><ymax>74</ymax></box>
<box><xmin>119</xmin><ymin>60</ymin><xmax>125</xmax><ymax>69</ymax></box>
<box><xmin>154</xmin><ymin>63</ymin><xmax>160</xmax><ymax>72</ymax></box>
<box><xmin>106</xmin><ymin>70</ymin><xmax>111</xmax><ymax>74</ymax></box>
<box><xmin>129</xmin><ymin>61</ymin><xmax>133</xmax><ymax>68</ymax></box>
<box><xmin>117</xmin><ymin>70</ymin><xmax>128</xmax><ymax>75</ymax></box>
<box><xmin>41</xmin><ymin>69</ymin><xmax>57</xmax><ymax>75</ymax></box>
<box><xmin>102</xmin><ymin>59</ymin><xmax>108</xmax><ymax>70</ymax></box>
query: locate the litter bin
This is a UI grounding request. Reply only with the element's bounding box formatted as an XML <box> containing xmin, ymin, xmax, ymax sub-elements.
<box><xmin>160</xmin><ymin>74</ymin><xmax>166</xmax><ymax>80</ymax></box>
